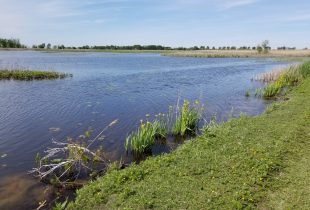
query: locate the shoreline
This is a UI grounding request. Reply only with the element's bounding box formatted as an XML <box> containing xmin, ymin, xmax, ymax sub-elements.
<box><xmin>1</xmin><ymin>48</ymin><xmax>310</xmax><ymax>58</ymax></box>
<box><xmin>66</xmin><ymin>64</ymin><xmax>310</xmax><ymax>209</ymax></box>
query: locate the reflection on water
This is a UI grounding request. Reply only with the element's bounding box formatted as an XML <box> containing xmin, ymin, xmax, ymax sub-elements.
<box><xmin>0</xmin><ymin>175</ymin><xmax>52</xmax><ymax>210</ymax></box>
<box><xmin>0</xmin><ymin>51</ymin><xmax>291</xmax><ymax>209</ymax></box>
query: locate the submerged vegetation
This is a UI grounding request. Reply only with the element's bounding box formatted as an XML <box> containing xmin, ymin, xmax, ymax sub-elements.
<box><xmin>255</xmin><ymin>61</ymin><xmax>310</xmax><ymax>98</ymax></box>
<box><xmin>0</xmin><ymin>69</ymin><xmax>72</xmax><ymax>80</ymax></box>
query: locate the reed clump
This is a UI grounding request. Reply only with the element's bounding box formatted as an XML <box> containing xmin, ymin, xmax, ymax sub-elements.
<box><xmin>255</xmin><ymin>61</ymin><xmax>310</xmax><ymax>98</ymax></box>
<box><xmin>125</xmin><ymin>118</ymin><xmax>167</xmax><ymax>154</ymax></box>
<box><xmin>125</xmin><ymin>100</ymin><xmax>204</xmax><ymax>154</ymax></box>
<box><xmin>0</xmin><ymin>69</ymin><xmax>72</xmax><ymax>80</ymax></box>
<box><xmin>172</xmin><ymin>100</ymin><xmax>203</xmax><ymax>136</ymax></box>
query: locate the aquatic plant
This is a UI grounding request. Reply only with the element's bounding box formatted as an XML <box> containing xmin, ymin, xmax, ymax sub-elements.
<box><xmin>0</xmin><ymin>69</ymin><xmax>72</xmax><ymax>80</ymax></box>
<box><xmin>125</xmin><ymin>119</ymin><xmax>166</xmax><ymax>154</ymax></box>
<box><xmin>172</xmin><ymin>100</ymin><xmax>204</xmax><ymax>136</ymax></box>
<box><xmin>245</xmin><ymin>90</ymin><xmax>251</xmax><ymax>97</ymax></box>
<box><xmin>125</xmin><ymin>100</ymin><xmax>205</xmax><ymax>154</ymax></box>
<box><xmin>255</xmin><ymin>61</ymin><xmax>310</xmax><ymax>98</ymax></box>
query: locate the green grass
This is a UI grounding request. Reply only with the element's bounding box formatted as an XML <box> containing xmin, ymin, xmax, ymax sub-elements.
<box><xmin>125</xmin><ymin>101</ymin><xmax>203</xmax><ymax>154</ymax></box>
<box><xmin>245</xmin><ymin>90</ymin><xmax>251</xmax><ymax>97</ymax></box>
<box><xmin>66</xmin><ymin>64</ymin><xmax>310</xmax><ymax>209</ymax></box>
<box><xmin>256</xmin><ymin>61</ymin><xmax>310</xmax><ymax>98</ymax></box>
<box><xmin>172</xmin><ymin>100</ymin><xmax>203</xmax><ymax>136</ymax></box>
<box><xmin>0</xmin><ymin>69</ymin><xmax>71</xmax><ymax>80</ymax></box>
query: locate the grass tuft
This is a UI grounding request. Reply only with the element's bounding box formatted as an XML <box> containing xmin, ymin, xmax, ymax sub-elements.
<box><xmin>172</xmin><ymin>100</ymin><xmax>203</xmax><ymax>136</ymax></box>
<box><xmin>125</xmin><ymin>118</ymin><xmax>167</xmax><ymax>154</ymax></box>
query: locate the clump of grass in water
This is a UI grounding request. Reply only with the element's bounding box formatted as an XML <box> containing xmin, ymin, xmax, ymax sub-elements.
<box><xmin>255</xmin><ymin>61</ymin><xmax>310</xmax><ymax>98</ymax></box>
<box><xmin>245</xmin><ymin>90</ymin><xmax>251</xmax><ymax>97</ymax></box>
<box><xmin>0</xmin><ymin>69</ymin><xmax>72</xmax><ymax>80</ymax></box>
<box><xmin>172</xmin><ymin>100</ymin><xmax>204</xmax><ymax>136</ymax></box>
<box><xmin>125</xmin><ymin>100</ymin><xmax>205</xmax><ymax>154</ymax></box>
<box><xmin>125</xmin><ymin>117</ymin><xmax>167</xmax><ymax>154</ymax></box>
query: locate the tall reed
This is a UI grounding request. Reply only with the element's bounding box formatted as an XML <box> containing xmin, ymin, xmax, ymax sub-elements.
<box><xmin>172</xmin><ymin>100</ymin><xmax>204</xmax><ymax>136</ymax></box>
<box><xmin>255</xmin><ymin>61</ymin><xmax>310</xmax><ymax>98</ymax></box>
<box><xmin>125</xmin><ymin>100</ymin><xmax>205</xmax><ymax>154</ymax></box>
<box><xmin>125</xmin><ymin>118</ymin><xmax>167</xmax><ymax>154</ymax></box>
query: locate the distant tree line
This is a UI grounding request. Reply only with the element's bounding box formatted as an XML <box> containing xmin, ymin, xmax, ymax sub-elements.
<box><xmin>0</xmin><ymin>38</ymin><xmax>27</xmax><ymax>48</ymax></box>
<box><xmin>0</xmin><ymin>37</ymin><xmax>303</xmax><ymax>51</ymax></box>
<box><xmin>34</xmin><ymin>44</ymin><xmax>298</xmax><ymax>51</ymax></box>
<box><xmin>277</xmin><ymin>46</ymin><xmax>297</xmax><ymax>50</ymax></box>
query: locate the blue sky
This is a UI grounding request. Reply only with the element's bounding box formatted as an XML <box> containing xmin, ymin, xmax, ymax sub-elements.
<box><xmin>0</xmin><ymin>0</ymin><xmax>309</xmax><ymax>48</ymax></box>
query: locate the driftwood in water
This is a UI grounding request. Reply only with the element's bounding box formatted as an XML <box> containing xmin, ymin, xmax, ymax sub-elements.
<box><xmin>29</xmin><ymin>120</ymin><xmax>118</xmax><ymax>186</ymax></box>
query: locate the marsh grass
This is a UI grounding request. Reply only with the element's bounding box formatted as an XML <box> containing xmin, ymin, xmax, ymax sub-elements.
<box><xmin>245</xmin><ymin>90</ymin><xmax>251</xmax><ymax>97</ymax></box>
<box><xmin>0</xmin><ymin>69</ymin><xmax>72</xmax><ymax>80</ymax></box>
<box><xmin>255</xmin><ymin>61</ymin><xmax>310</xmax><ymax>98</ymax></box>
<box><xmin>125</xmin><ymin>118</ymin><xmax>167</xmax><ymax>154</ymax></box>
<box><xmin>172</xmin><ymin>100</ymin><xmax>204</xmax><ymax>136</ymax></box>
<box><xmin>162</xmin><ymin>49</ymin><xmax>310</xmax><ymax>58</ymax></box>
<box><xmin>125</xmin><ymin>100</ymin><xmax>204</xmax><ymax>154</ymax></box>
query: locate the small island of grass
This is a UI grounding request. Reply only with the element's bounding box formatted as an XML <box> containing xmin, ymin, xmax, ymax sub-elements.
<box><xmin>0</xmin><ymin>69</ymin><xmax>72</xmax><ymax>80</ymax></box>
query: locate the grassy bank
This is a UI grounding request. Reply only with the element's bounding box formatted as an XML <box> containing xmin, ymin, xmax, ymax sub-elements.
<box><xmin>0</xmin><ymin>69</ymin><xmax>71</xmax><ymax>80</ymax></box>
<box><xmin>162</xmin><ymin>49</ymin><xmax>310</xmax><ymax>58</ymax></box>
<box><xmin>255</xmin><ymin>61</ymin><xmax>310</xmax><ymax>98</ymax></box>
<box><xmin>66</xmin><ymin>65</ymin><xmax>310</xmax><ymax>209</ymax></box>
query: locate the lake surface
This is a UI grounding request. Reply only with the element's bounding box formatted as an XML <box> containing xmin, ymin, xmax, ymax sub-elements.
<box><xmin>0</xmin><ymin>51</ymin><xmax>290</xmax><ymax>209</ymax></box>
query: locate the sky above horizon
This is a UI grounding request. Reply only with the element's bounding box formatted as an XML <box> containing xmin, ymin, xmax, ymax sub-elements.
<box><xmin>0</xmin><ymin>0</ymin><xmax>309</xmax><ymax>48</ymax></box>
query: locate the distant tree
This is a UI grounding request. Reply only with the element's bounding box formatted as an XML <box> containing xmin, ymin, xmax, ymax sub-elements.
<box><xmin>38</xmin><ymin>43</ymin><xmax>46</xmax><ymax>49</ymax></box>
<box><xmin>212</xmin><ymin>46</ymin><xmax>215</xmax><ymax>50</ymax></box>
<box><xmin>200</xmin><ymin>46</ymin><xmax>205</xmax><ymax>50</ymax></box>
<box><xmin>261</xmin><ymin>40</ymin><xmax>270</xmax><ymax>53</ymax></box>
<box><xmin>206</xmin><ymin>46</ymin><xmax>210</xmax><ymax>50</ymax></box>
<box><xmin>47</xmin><ymin>43</ymin><xmax>51</xmax><ymax>49</ymax></box>
<box><xmin>227</xmin><ymin>46</ymin><xmax>230</xmax><ymax>50</ymax></box>
<box><xmin>53</xmin><ymin>45</ymin><xmax>57</xmax><ymax>49</ymax></box>
<box><xmin>257</xmin><ymin>45</ymin><xmax>263</xmax><ymax>53</ymax></box>
<box><xmin>133</xmin><ymin>45</ymin><xmax>142</xmax><ymax>50</ymax></box>
<box><xmin>32</xmin><ymin>45</ymin><xmax>38</xmax><ymax>49</ymax></box>
<box><xmin>252</xmin><ymin>46</ymin><xmax>256</xmax><ymax>50</ymax></box>
<box><xmin>231</xmin><ymin>46</ymin><xmax>236</xmax><ymax>50</ymax></box>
